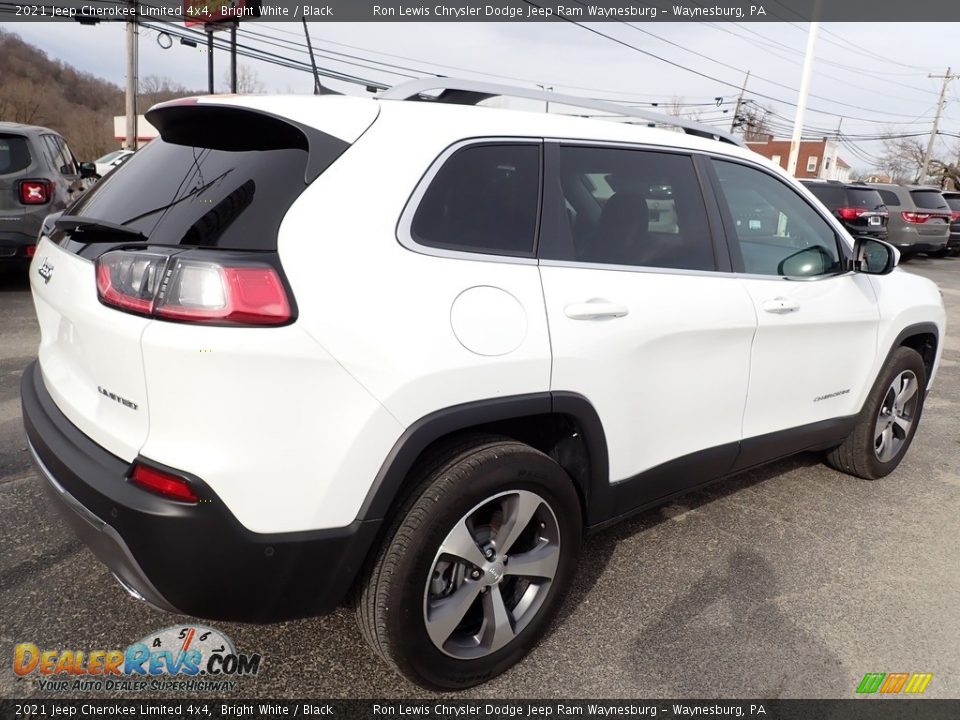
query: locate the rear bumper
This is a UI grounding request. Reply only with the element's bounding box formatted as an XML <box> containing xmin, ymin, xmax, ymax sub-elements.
<box><xmin>0</xmin><ymin>230</ymin><xmax>36</xmax><ymax>260</ymax></box>
<box><xmin>21</xmin><ymin>360</ymin><xmax>381</xmax><ymax>622</ymax></box>
<box><xmin>892</xmin><ymin>240</ymin><xmax>948</xmax><ymax>254</ymax></box>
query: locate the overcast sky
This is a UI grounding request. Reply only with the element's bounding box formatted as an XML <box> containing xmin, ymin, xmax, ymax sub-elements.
<box><xmin>2</xmin><ymin>20</ymin><xmax>958</xmax><ymax>172</ymax></box>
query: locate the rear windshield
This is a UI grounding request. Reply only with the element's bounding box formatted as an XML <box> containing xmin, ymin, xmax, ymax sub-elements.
<box><xmin>0</xmin><ymin>135</ymin><xmax>31</xmax><ymax>175</ymax></box>
<box><xmin>944</xmin><ymin>196</ymin><xmax>960</xmax><ymax>211</ymax></box>
<box><xmin>846</xmin><ymin>188</ymin><xmax>885</xmax><ymax>210</ymax></box>
<box><xmin>806</xmin><ymin>185</ymin><xmax>844</xmax><ymax>207</ymax></box>
<box><xmin>910</xmin><ymin>190</ymin><xmax>949</xmax><ymax>210</ymax></box>
<box><xmin>63</xmin><ymin>106</ymin><xmax>348</xmax><ymax>250</ymax></box>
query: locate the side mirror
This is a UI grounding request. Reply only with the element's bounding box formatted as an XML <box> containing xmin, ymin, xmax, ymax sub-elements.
<box><xmin>78</xmin><ymin>162</ymin><xmax>99</xmax><ymax>179</ymax></box>
<box><xmin>851</xmin><ymin>236</ymin><xmax>897</xmax><ymax>275</ymax></box>
<box><xmin>777</xmin><ymin>245</ymin><xmax>836</xmax><ymax>277</ymax></box>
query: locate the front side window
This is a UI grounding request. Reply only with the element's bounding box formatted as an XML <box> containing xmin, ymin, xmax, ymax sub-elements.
<box><xmin>411</xmin><ymin>143</ymin><xmax>540</xmax><ymax>257</ymax></box>
<box><xmin>712</xmin><ymin>159</ymin><xmax>843</xmax><ymax>278</ymax></box>
<box><xmin>543</xmin><ymin>145</ymin><xmax>715</xmax><ymax>271</ymax></box>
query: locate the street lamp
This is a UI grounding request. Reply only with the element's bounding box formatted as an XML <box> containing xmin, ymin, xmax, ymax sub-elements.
<box><xmin>537</xmin><ymin>84</ymin><xmax>554</xmax><ymax>113</ymax></box>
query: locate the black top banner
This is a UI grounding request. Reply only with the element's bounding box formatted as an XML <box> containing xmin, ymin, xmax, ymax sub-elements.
<box><xmin>4</xmin><ymin>0</ymin><xmax>960</xmax><ymax>22</ymax></box>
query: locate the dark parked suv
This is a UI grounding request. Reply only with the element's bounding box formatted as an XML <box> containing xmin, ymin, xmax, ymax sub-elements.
<box><xmin>801</xmin><ymin>180</ymin><xmax>888</xmax><ymax>241</ymax></box>
<box><xmin>0</xmin><ymin>123</ymin><xmax>96</xmax><ymax>265</ymax></box>
<box><xmin>867</xmin><ymin>183</ymin><xmax>950</xmax><ymax>258</ymax></box>
<box><xmin>937</xmin><ymin>190</ymin><xmax>960</xmax><ymax>256</ymax></box>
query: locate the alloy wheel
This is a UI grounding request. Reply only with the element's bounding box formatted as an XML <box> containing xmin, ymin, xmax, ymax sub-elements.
<box><xmin>874</xmin><ymin>369</ymin><xmax>919</xmax><ymax>463</ymax></box>
<box><xmin>423</xmin><ymin>489</ymin><xmax>561</xmax><ymax>659</ymax></box>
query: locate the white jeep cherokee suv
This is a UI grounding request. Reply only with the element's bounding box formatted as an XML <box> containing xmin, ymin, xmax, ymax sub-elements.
<box><xmin>22</xmin><ymin>80</ymin><xmax>945</xmax><ymax>689</ymax></box>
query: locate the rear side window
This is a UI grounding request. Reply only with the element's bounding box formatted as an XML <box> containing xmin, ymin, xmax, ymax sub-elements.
<box><xmin>806</xmin><ymin>185</ymin><xmax>844</xmax><ymax>207</ymax></box>
<box><xmin>411</xmin><ymin>144</ymin><xmax>540</xmax><ymax>257</ymax></box>
<box><xmin>877</xmin><ymin>189</ymin><xmax>901</xmax><ymax>206</ymax></box>
<box><xmin>910</xmin><ymin>190</ymin><xmax>949</xmax><ymax>210</ymax></box>
<box><xmin>64</xmin><ymin>106</ymin><xmax>347</xmax><ymax>250</ymax></box>
<box><xmin>0</xmin><ymin>135</ymin><xmax>31</xmax><ymax>175</ymax></box>
<box><xmin>543</xmin><ymin>145</ymin><xmax>715</xmax><ymax>271</ymax></box>
<box><xmin>847</xmin><ymin>188</ymin><xmax>885</xmax><ymax>210</ymax></box>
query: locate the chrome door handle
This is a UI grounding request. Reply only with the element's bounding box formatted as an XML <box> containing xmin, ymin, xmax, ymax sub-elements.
<box><xmin>761</xmin><ymin>297</ymin><xmax>800</xmax><ymax>314</ymax></box>
<box><xmin>564</xmin><ymin>301</ymin><xmax>629</xmax><ymax>320</ymax></box>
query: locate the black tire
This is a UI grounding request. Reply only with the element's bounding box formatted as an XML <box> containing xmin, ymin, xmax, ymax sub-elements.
<box><xmin>357</xmin><ymin>437</ymin><xmax>582</xmax><ymax>689</ymax></box>
<box><xmin>826</xmin><ymin>347</ymin><xmax>927</xmax><ymax>480</ymax></box>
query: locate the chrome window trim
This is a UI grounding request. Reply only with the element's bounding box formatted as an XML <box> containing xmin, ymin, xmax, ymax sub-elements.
<box><xmin>395</xmin><ymin>136</ymin><xmax>541</xmax><ymax>266</ymax></box>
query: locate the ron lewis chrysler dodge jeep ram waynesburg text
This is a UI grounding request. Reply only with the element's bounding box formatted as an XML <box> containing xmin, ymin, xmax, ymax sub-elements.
<box><xmin>22</xmin><ymin>80</ymin><xmax>946</xmax><ymax>690</ymax></box>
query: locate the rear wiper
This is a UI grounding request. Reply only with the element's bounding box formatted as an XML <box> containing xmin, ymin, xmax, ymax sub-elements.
<box><xmin>55</xmin><ymin>215</ymin><xmax>148</xmax><ymax>242</ymax></box>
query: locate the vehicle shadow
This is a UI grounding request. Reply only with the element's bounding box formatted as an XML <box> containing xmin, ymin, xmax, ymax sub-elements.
<box><xmin>0</xmin><ymin>265</ymin><xmax>30</xmax><ymax>292</ymax></box>
<box><xmin>547</xmin><ymin>452</ymin><xmax>850</xmax><ymax>696</ymax></box>
<box><xmin>553</xmin><ymin>452</ymin><xmax>826</xmax><ymax>629</ymax></box>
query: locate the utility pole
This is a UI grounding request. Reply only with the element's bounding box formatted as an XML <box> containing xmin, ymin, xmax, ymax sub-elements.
<box><xmin>787</xmin><ymin>19</ymin><xmax>819</xmax><ymax>177</ymax></box>
<box><xmin>730</xmin><ymin>69</ymin><xmax>751</xmax><ymax>134</ymax></box>
<box><xmin>920</xmin><ymin>67</ymin><xmax>957</xmax><ymax>183</ymax></box>
<box><xmin>302</xmin><ymin>19</ymin><xmax>325</xmax><ymax>95</ymax></box>
<box><xmin>229</xmin><ymin>22</ymin><xmax>238</xmax><ymax>93</ymax></box>
<box><xmin>206</xmin><ymin>27</ymin><xmax>214</xmax><ymax>94</ymax></box>
<box><xmin>124</xmin><ymin>5</ymin><xmax>138</xmax><ymax>150</ymax></box>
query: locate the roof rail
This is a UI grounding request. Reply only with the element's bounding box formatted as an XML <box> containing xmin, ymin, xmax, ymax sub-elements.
<box><xmin>380</xmin><ymin>77</ymin><xmax>746</xmax><ymax>148</ymax></box>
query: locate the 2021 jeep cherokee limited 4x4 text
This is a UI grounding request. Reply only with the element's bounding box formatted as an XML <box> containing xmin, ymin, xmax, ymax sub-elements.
<box><xmin>22</xmin><ymin>80</ymin><xmax>945</xmax><ymax>689</ymax></box>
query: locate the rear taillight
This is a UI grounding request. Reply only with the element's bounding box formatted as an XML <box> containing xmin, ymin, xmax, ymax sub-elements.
<box><xmin>95</xmin><ymin>250</ymin><xmax>292</xmax><ymax>326</ymax></box>
<box><xmin>26</xmin><ymin>245</ymin><xmax>36</xmax><ymax>258</ymax></box>
<box><xmin>902</xmin><ymin>211</ymin><xmax>931</xmax><ymax>224</ymax></box>
<box><xmin>837</xmin><ymin>207</ymin><xmax>867</xmax><ymax>220</ymax></box>
<box><xmin>951</xmin><ymin>211</ymin><xmax>960</xmax><ymax>221</ymax></box>
<box><xmin>19</xmin><ymin>180</ymin><xmax>52</xmax><ymax>205</ymax></box>
<box><xmin>130</xmin><ymin>462</ymin><xmax>198</xmax><ymax>503</ymax></box>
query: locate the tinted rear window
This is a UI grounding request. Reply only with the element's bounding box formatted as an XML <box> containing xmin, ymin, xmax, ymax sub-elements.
<box><xmin>411</xmin><ymin>143</ymin><xmax>540</xmax><ymax>257</ymax></box>
<box><xmin>944</xmin><ymin>196</ymin><xmax>960</xmax><ymax>211</ymax></box>
<box><xmin>63</xmin><ymin>107</ymin><xmax>347</xmax><ymax>250</ymax></box>
<box><xmin>0</xmin><ymin>135</ymin><xmax>31</xmax><ymax>175</ymax></box>
<box><xmin>847</xmin><ymin>188</ymin><xmax>885</xmax><ymax>210</ymax></box>
<box><xmin>806</xmin><ymin>185</ymin><xmax>844</xmax><ymax>207</ymax></box>
<box><xmin>910</xmin><ymin>190</ymin><xmax>949</xmax><ymax>210</ymax></box>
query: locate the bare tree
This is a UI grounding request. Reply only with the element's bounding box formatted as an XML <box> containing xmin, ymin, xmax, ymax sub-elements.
<box><xmin>140</xmin><ymin>75</ymin><xmax>192</xmax><ymax>107</ymax></box>
<box><xmin>737</xmin><ymin>101</ymin><xmax>773</xmax><ymax>142</ymax></box>
<box><xmin>221</xmin><ymin>64</ymin><xmax>265</xmax><ymax>94</ymax></box>
<box><xmin>664</xmin><ymin>96</ymin><xmax>703</xmax><ymax>121</ymax></box>
<box><xmin>876</xmin><ymin>134</ymin><xmax>928</xmax><ymax>183</ymax></box>
<box><xmin>0</xmin><ymin>77</ymin><xmax>44</xmax><ymax>124</ymax></box>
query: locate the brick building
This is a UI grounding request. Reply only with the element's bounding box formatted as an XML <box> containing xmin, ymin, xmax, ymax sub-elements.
<box><xmin>746</xmin><ymin>137</ymin><xmax>851</xmax><ymax>181</ymax></box>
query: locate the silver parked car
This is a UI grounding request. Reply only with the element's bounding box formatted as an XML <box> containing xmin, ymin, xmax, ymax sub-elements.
<box><xmin>867</xmin><ymin>183</ymin><xmax>950</xmax><ymax>258</ymax></box>
<box><xmin>0</xmin><ymin>122</ymin><xmax>97</xmax><ymax>265</ymax></box>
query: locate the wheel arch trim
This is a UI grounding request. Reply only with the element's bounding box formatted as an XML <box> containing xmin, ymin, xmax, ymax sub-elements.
<box><xmin>884</xmin><ymin>321</ymin><xmax>940</xmax><ymax>383</ymax></box>
<box><xmin>356</xmin><ymin>392</ymin><xmax>609</xmax><ymax>523</ymax></box>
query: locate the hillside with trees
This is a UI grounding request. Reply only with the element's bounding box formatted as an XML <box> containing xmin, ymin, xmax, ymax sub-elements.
<box><xmin>0</xmin><ymin>29</ymin><xmax>126</xmax><ymax>160</ymax></box>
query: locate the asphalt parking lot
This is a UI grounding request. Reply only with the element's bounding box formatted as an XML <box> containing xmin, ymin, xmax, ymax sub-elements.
<box><xmin>1</xmin><ymin>257</ymin><xmax>958</xmax><ymax>700</ymax></box>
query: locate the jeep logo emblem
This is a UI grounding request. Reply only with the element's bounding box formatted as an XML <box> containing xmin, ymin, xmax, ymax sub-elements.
<box><xmin>37</xmin><ymin>257</ymin><xmax>54</xmax><ymax>284</ymax></box>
